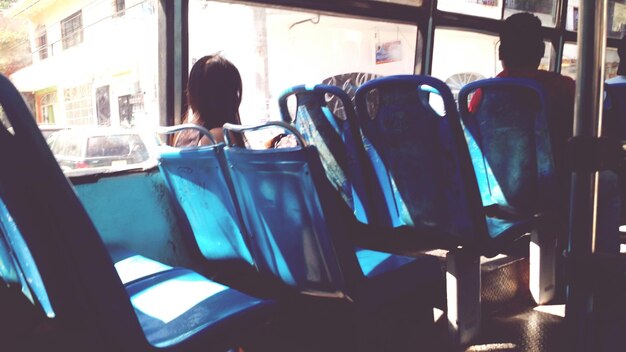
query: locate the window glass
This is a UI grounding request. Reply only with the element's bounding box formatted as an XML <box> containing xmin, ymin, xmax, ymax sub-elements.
<box><xmin>561</xmin><ymin>43</ymin><xmax>621</xmax><ymax>81</ymax></box>
<box><xmin>61</xmin><ymin>11</ymin><xmax>84</xmax><ymax>50</ymax></box>
<box><xmin>1</xmin><ymin>0</ymin><xmax>159</xmax><ymax>175</ymax></box>
<box><xmin>566</xmin><ymin>0</ymin><xmax>626</xmax><ymax>37</ymax></box>
<box><xmin>432</xmin><ymin>29</ymin><xmax>553</xmax><ymax>100</ymax></box>
<box><xmin>438</xmin><ymin>0</ymin><xmax>556</xmax><ymax>26</ymax></box>
<box><xmin>188</xmin><ymin>1</ymin><xmax>418</xmax><ymax>132</ymax></box>
<box><xmin>608</xmin><ymin>1</ymin><xmax>626</xmax><ymax>38</ymax></box>
<box><xmin>503</xmin><ymin>0</ymin><xmax>557</xmax><ymax>27</ymax></box>
<box><xmin>367</xmin><ymin>0</ymin><xmax>423</xmax><ymax>5</ymax></box>
<box><xmin>438</xmin><ymin>0</ymin><xmax>502</xmax><ymax>20</ymax></box>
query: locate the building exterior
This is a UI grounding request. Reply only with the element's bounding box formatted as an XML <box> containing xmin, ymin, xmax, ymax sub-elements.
<box><xmin>8</xmin><ymin>0</ymin><xmax>158</xmax><ymax>128</ymax></box>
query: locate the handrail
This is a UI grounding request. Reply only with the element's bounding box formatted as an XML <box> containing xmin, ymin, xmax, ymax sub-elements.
<box><xmin>156</xmin><ymin>124</ymin><xmax>216</xmax><ymax>145</ymax></box>
<box><xmin>222</xmin><ymin>121</ymin><xmax>307</xmax><ymax>147</ymax></box>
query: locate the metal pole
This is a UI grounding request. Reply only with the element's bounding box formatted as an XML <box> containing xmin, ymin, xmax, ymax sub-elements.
<box><xmin>565</xmin><ymin>0</ymin><xmax>607</xmax><ymax>351</ymax></box>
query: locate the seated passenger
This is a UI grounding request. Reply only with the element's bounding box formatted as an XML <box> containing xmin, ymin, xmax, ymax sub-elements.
<box><xmin>469</xmin><ymin>12</ymin><xmax>575</xmax><ymax>175</ymax></box>
<box><xmin>174</xmin><ymin>54</ymin><xmax>245</xmax><ymax>147</ymax></box>
<box><xmin>604</xmin><ymin>35</ymin><xmax>626</xmax><ymax>139</ymax></box>
<box><xmin>606</xmin><ymin>35</ymin><xmax>626</xmax><ymax>85</ymax></box>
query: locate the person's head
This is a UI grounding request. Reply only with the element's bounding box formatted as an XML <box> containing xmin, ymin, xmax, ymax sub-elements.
<box><xmin>499</xmin><ymin>12</ymin><xmax>545</xmax><ymax>70</ymax></box>
<box><xmin>186</xmin><ymin>54</ymin><xmax>242</xmax><ymax>129</ymax></box>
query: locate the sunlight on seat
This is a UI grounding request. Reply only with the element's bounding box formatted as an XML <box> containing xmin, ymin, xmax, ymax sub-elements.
<box><xmin>131</xmin><ymin>272</ymin><xmax>228</xmax><ymax>324</ymax></box>
<box><xmin>533</xmin><ymin>304</ymin><xmax>565</xmax><ymax>318</ymax></box>
<box><xmin>466</xmin><ymin>343</ymin><xmax>518</xmax><ymax>351</ymax></box>
<box><xmin>356</xmin><ymin>249</ymin><xmax>393</xmax><ymax>276</ymax></box>
<box><xmin>114</xmin><ymin>255</ymin><xmax>172</xmax><ymax>285</ymax></box>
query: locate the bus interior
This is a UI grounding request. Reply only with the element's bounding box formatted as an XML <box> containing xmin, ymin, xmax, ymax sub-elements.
<box><xmin>0</xmin><ymin>0</ymin><xmax>625</xmax><ymax>351</ymax></box>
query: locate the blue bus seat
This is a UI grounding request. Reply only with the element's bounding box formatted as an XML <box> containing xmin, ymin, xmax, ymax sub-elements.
<box><xmin>105</xmin><ymin>245</ymin><xmax>273</xmax><ymax>349</ymax></box>
<box><xmin>0</xmin><ymin>74</ymin><xmax>276</xmax><ymax>351</ymax></box>
<box><xmin>222</xmin><ymin>122</ymin><xmax>443</xmax><ymax>349</ymax></box>
<box><xmin>604</xmin><ymin>82</ymin><xmax>626</xmax><ymax>140</ymax></box>
<box><xmin>354</xmin><ymin>75</ymin><xmax>533</xmax><ymax>252</ymax></box>
<box><xmin>354</xmin><ymin>75</ymin><xmax>537</xmax><ymax>345</ymax></box>
<box><xmin>278</xmin><ymin>84</ymin><xmax>373</xmax><ymax>224</ymax></box>
<box><xmin>458</xmin><ymin>78</ymin><xmax>560</xmax><ymax>306</ymax></box>
<box><xmin>458</xmin><ymin>78</ymin><xmax>558</xmax><ymax>220</ymax></box>
<box><xmin>604</xmin><ymin>82</ymin><xmax>626</xmax><ymax>234</ymax></box>
<box><xmin>156</xmin><ymin>128</ymin><xmax>255</xmax><ymax>269</ymax></box>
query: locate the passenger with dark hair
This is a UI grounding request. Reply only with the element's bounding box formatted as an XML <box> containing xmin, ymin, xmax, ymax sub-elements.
<box><xmin>470</xmin><ymin>12</ymin><xmax>575</xmax><ymax>172</ymax></box>
<box><xmin>174</xmin><ymin>54</ymin><xmax>244</xmax><ymax>147</ymax></box>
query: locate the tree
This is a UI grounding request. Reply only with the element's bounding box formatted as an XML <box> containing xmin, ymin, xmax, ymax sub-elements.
<box><xmin>0</xmin><ymin>14</ymin><xmax>31</xmax><ymax>76</ymax></box>
<box><xmin>0</xmin><ymin>1</ymin><xmax>18</xmax><ymax>10</ymax></box>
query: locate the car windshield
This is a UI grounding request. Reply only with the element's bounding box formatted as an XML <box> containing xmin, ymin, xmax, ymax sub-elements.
<box><xmin>86</xmin><ymin>135</ymin><xmax>138</xmax><ymax>157</ymax></box>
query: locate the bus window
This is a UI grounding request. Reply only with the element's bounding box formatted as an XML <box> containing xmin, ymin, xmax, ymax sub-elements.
<box><xmin>567</xmin><ymin>0</ymin><xmax>626</xmax><ymax>37</ymax></box>
<box><xmin>561</xmin><ymin>43</ymin><xmax>620</xmax><ymax>81</ymax></box>
<box><xmin>438</xmin><ymin>0</ymin><xmax>556</xmax><ymax>26</ymax></box>
<box><xmin>503</xmin><ymin>0</ymin><xmax>557</xmax><ymax>27</ymax></box>
<box><xmin>2</xmin><ymin>0</ymin><xmax>159</xmax><ymax>175</ymax></box>
<box><xmin>438</xmin><ymin>0</ymin><xmax>502</xmax><ymax>20</ymax></box>
<box><xmin>367</xmin><ymin>0</ymin><xmax>423</xmax><ymax>5</ymax></box>
<box><xmin>608</xmin><ymin>0</ymin><xmax>626</xmax><ymax>38</ymax></box>
<box><xmin>431</xmin><ymin>29</ymin><xmax>499</xmax><ymax>98</ymax></box>
<box><xmin>188</xmin><ymin>0</ymin><xmax>419</xmax><ymax>127</ymax></box>
<box><xmin>432</xmin><ymin>28</ymin><xmax>553</xmax><ymax>100</ymax></box>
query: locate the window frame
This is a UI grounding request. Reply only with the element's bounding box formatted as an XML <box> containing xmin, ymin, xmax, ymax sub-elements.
<box><xmin>61</xmin><ymin>10</ymin><xmax>84</xmax><ymax>50</ymax></box>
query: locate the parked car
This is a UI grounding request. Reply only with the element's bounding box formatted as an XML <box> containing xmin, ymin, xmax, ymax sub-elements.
<box><xmin>6</xmin><ymin>124</ymin><xmax>68</xmax><ymax>141</ymax></box>
<box><xmin>47</xmin><ymin>127</ymin><xmax>154</xmax><ymax>172</ymax></box>
<box><xmin>38</xmin><ymin>124</ymin><xmax>69</xmax><ymax>141</ymax></box>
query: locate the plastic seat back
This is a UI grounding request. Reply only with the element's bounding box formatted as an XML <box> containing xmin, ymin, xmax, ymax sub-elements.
<box><xmin>0</xmin><ymin>74</ymin><xmax>146</xmax><ymax>350</ymax></box>
<box><xmin>223</xmin><ymin>122</ymin><xmax>362</xmax><ymax>300</ymax></box>
<box><xmin>604</xmin><ymin>82</ymin><xmax>626</xmax><ymax>139</ymax></box>
<box><xmin>458</xmin><ymin>78</ymin><xmax>558</xmax><ymax>217</ymax></box>
<box><xmin>279</xmin><ymin>84</ymin><xmax>372</xmax><ymax>224</ymax></box>
<box><xmin>157</xmin><ymin>127</ymin><xmax>254</xmax><ymax>267</ymax></box>
<box><xmin>354</xmin><ymin>75</ymin><xmax>485</xmax><ymax>244</ymax></box>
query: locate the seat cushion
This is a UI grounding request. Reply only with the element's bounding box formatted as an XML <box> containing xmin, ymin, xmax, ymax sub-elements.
<box><xmin>107</xmin><ymin>246</ymin><xmax>276</xmax><ymax>349</ymax></box>
<box><xmin>108</xmin><ymin>246</ymin><xmax>173</xmax><ymax>285</ymax></box>
<box><xmin>125</xmin><ymin>268</ymin><xmax>276</xmax><ymax>348</ymax></box>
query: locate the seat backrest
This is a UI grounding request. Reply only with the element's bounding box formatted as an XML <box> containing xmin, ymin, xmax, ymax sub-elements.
<box><xmin>223</xmin><ymin>122</ymin><xmax>362</xmax><ymax>300</ymax></box>
<box><xmin>278</xmin><ymin>84</ymin><xmax>372</xmax><ymax>224</ymax></box>
<box><xmin>0</xmin><ymin>74</ymin><xmax>145</xmax><ymax>350</ymax></box>
<box><xmin>604</xmin><ymin>82</ymin><xmax>626</xmax><ymax>140</ymax></box>
<box><xmin>458</xmin><ymin>78</ymin><xmax>558</xmax><ymax>216</ymax></box>
<box><xmin>354</xmin><ymin>75</ymin><xmax>486</xmax><ymax>244</ymax></box>
<box><xmin>157</xmin><ymin>126</ymin><xmax>255</xmax><ymax>267</ymax></box>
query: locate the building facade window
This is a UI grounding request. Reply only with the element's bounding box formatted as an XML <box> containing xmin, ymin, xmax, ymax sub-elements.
<box><xmin>113</xmin><ymin>0</ymin><xmax>126</xmax><ymax>17</ymax></box>
<box><xmin>35</xmin><ymin>25</ymin><xmax>48</xmax><ymax>60</ymax></box>
<box><xmin>39</xmin><ymin>91</ymin><xmax>56</xmax><ymax>124</ymax></box>
<box><xmin>64</xmin><ymin>84</ymin><xmax>93</xmax><ymax>125</ymax></box>
<box><xmin>61</xmin><ymin>11</ymin><xmax>83</xmax><ymax>50</ymax></box>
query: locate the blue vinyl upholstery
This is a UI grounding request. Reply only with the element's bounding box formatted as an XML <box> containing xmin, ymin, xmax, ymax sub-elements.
<box><xmin>103</xmin><ymin>245</ymin><xmax>275</xmax><ymax>348</ymax></box>
<box><xmin>157</xmin><ymin>144</ymin><xmax>255</xmax><ymax>266</ymax></box>
<box><xmin>604</xmin><ymin>82</ymin><xmax>626</xmax><ymax>140</ymax></box>
<box><xmin>223</xmin><ymin>130</ymin><xmax>442</xmax><ymax>307</ymax></box>
<box><xmin>0</xmin><ymin>74</ymin><xmax>275</xmax><ymax>351</ymax></box>
<box><xmin>458</xmin><ymin>78</ymin><xmax>558</xmax><ymax>219</ymax></box>
<box><xmin>279</xmin><ymin>84</ymin><xmax>372</xmax><ymax>224</ymax></box>
<box><xmin>354</xmin><ymin>75</ymin><xmax>533</xmax><ymax>254</ymax></box>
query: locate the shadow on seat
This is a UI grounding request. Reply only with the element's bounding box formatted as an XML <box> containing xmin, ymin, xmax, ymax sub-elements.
<box><xmin>222</xmin><ymin>121</ymin><xmax>444</xmax><ymax>351</ymax></box>
<box><xmin>458</xmin><ymin>77</ymin><xmax>560</xmax><ymax>306</ymax></box>
<box><xmin>278</xmin><ymin>84</ymin><xmax>373</xmax><ymax>224</ymax></box>
<box><xmin>155</xmin><ymin>125</ymin><xmax>280</xmax><ymax>295</ymax></box>
<box><xmin>0</xmin><ymin>74</ymin><xmax>276</xmax><ymax>351</ymax></box>
<box><xmin>353</xmin><ymin>75</ymin><xmax>539</xmax><ymax>345</ymax></box>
